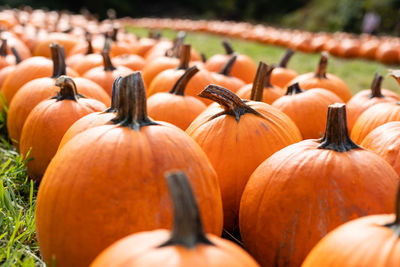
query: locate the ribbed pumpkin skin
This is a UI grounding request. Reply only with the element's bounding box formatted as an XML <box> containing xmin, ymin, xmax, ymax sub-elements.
<box><xmin>90</xmin><ymin>230</ymin><xmax>260</xmax><ymax>267</ymax></box>
<box><xmin>351</xmin><ymin>103</ymin><xmax>400</xmax><ymax>144</ymax></box>
<box><xmin>271</xmin><ymin>67</ymin><xmax>298</xmax><ymax>88</ymax></box>
<box><xmin>7</xmin><ymin>78</ymin><xmax>110</xmax><ymax>145</ymax></box>
<box><xmin>147</xmin><ymin>93</ymin><xmax>207</xmax><ymax>130</ymax></box>
<box><xmin>187</xmin><ymin>101</ymin><xmax>302</xmax><ymax>231</ymax></box>
<box><xmin>302</xmin><ymin>215</ymin><xmax>400</xmax><ymax>267</ymax></box>
<box><xmin>361</xmin><ymin>122</ymin><xmax>400</xmax><ymax>176</ymax></box>
<box><xmin>20</xmin><ymin>98</ymin><xmax>106</xmax><ymax>180</ymax></box>
<box><xmin>286</xmin><ymin>73</ymin><xmax>351</xmax><ymax>102</ymax></box>
<box><xmin>346</xmin><ymin>89</ymin><xmax>400</xmax><ymax>131</ymax></box>
<box><xmin>36</xmin><ymin>124</ymin><xmax>223</xmax><ymax>267</ymax></box>
<box><xmin>272</xmin><ymin>89</ymin><xmax>343</xmax><ymax>139</ymax></box>
<box><xmin>239</xmin><ymin>140</ymin><xmax>398</xmax><ymax>267</ymax></box>
<box><xmin>237</xmin><ymin>83</ymin><xmax>283</xmax><ymax>104</ymax></box>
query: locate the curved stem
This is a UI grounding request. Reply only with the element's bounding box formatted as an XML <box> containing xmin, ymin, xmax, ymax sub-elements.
<box><xmin>250</xmin><ymin>62</ymin><xmax>268</xmax><ymax>101</ymax></box>
<box><xmin>279</xmin><ymin>49</ymin><xmax>294</xmax><ymax>68</ymax></box>
<box><xmin>198</xmin><ymin>84</ymin><xmax>265</xmax><ymax>122</ymax></box>
<box><xmin>389</xmin><ymin>70</ymin><xmax>400</xmax><ymax>86</ymax></box>
<box><xmin>159</xmin><ymin>171</ymin><xmax>213</xmax><ymax>248</ymax></box>
<box><xmin>218</xmin><ymin>55</ymin><xmax>237</xmax><ymax>76</ymax></box>
<box><xmin>11</xmin><ymin>47</ymin><xmax>22</xmax><ymax>64</ymax></box>
<box><xmin>264</xmin><ymin>65</ymin><xmax>275</xmax><ymax>88</ymax></box>
<box><xmin>101</xmin><ymin>50</ymin><xmax>116</xmax><ymax>71</ymax></box>
<box><xmin>315</xmin><ymin>52</ymin><xmax>328</xmax><ymax>79</ymax></box>
<box><xmin>54</xmin><ymin>75</ymin><xmax>80</xmax><ymax>101</ymax></box>
<box><xmin>170</xmin><ymin>66</ymin><xmax>199</xmax><ymax>96</ymax></box>
<box><xmin>0</xmin><ymin>39</ymin><xmax>7</xmax><ymax>57</ymax></box>
<box><xmin>50</xmin><ymin>43</ymin><xmax>66</xmax><ymax>78</ymax></box>
<box><xmin>105</xmin><ymin>76</ymin><xmax>122</xmax><ymax>113</ymax></box>
<box><xmin>318</xmin><ymin>103</ymin><xmax>359</xmax><ymax>152</ymax></box>
<box><xmin>222</xmin><ymin>40</ymin><xmax>234</xmax><ymax>55</ymax></box>
<box><xmin>85</xmin><ymin>32</ymin><xmax>94</xmax><ymax>55</ymax></box>
<box><xmin>369</xmin><ymin>73</ymin><xmax>383</xmax><ymax>98</ymax></box>
<box><xmin>384</xmin><ymin>183</ymin><xmax>400</xmax><ymax>235</ymax></box>
<box><xmin>177</xmin><ymin>44</ymin><xmax>191</xmax><ymax>70</ymax></box>
<box><xmin>285</xmin><ymin>83</ymin><xmax>304</xmax><ymax>95</ymax></box>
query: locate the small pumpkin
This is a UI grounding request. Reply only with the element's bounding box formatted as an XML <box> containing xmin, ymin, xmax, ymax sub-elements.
<box><xmin>147</xmin><ymin>66</ymin><xmax>207</xmax><ymax>130</ymax></box>
<box><xmin>210</xmin><ymin>54</ymin><xmax>246</xmax><ymax>93</ymax></box>
<box><xmin>286</xmin><ymin>53</ymin><xmax>352</xmax><ymax>102</ymax></box>
<box><xmin>0</xmin><ymin>47</ymin><xmax>22</xmax><ymax>88</ymax></box>
<box><xmin>239</xmin><ymin>103</ymin><xmax>399</xmax><ymax>267</ymax></box>
<box><xmin>91</xmin><ymin>171</ymin><xmax>260</xmax><ymax>267</ymax></box>
<box><xmin>270</xmin><ymin>49</ymin><xmax>298</xmax><ymax>88</ymax></box>
<box><xmin>20</xmin><ymin>75</ymin><xmax>106</xmax><ymax>180</ymax></box>
<box><xmin>187</xmin><ymin>85</ymin><xmax>302</xmax><ymax>232</ymax></box>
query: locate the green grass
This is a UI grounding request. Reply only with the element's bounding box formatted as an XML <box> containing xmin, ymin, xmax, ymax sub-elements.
<box><xmin>127</xmin><ymin>27</ymin><xmax>400</xmax><ymax>95</ymax></box>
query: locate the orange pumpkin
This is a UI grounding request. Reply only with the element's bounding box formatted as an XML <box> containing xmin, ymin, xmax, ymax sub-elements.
<box><xmin>147</xmin><ymin>66</ymin><xmax>207</xmax><ymax>130</ymax></box>
<box><xmin>302</xmin><ymin>185</ymin><xmax>400</xmax><ymax>267</ymax></box>
<box><xmin>187</xmin><ymin>85</ymin><xmax>302</xmax><ymax>232</ymax></box>
<box><xmin>270</xmin><ymin>49</ymin><xmax>298</xmax><ymax>88</ymax></box>
<box><xmin>33</xmin><ymin>32</ymin><xmax>78</xmax><ymax>57</ymax></box>
<box><xmin>20</xmin><ymin>75</ymin><xmax>106</xmax><ymax>180</ymax></box>
<box><xmin>204</xmin><ymin>41</ymin><xmax>257</xmax><ymax>83</ymax></box>
<box><xmin>112</xmin><ymin>54</ymin><xmax>145</xmax><ymax>71</ymax></box>
<box><xmin>286</xmin><ymin>53</ymin><xmax>352</xmax><ymax>102</ymax></box>
<box><xmin>272</xmin><ymin>83</ymin><xmax>343</xmax><ymax>139</ymax></box>
<box><xmin>237</xmin><ymin>62</ymin><xmax>284</xmax><ymax>104</ymax></box>
<box><xmin>35</xmin><ymin>72</ymin><xmax>223</xmax><ymax>267</ymax></box>
<box><xmin>0</xmin><ymin>47</ymin><xmax>22</xmax><ymax>88</ymax></box>
<box><xmin>0</xmin><ymin>39</ymin><xmax>17</xmax><ymax>69</ymax></box>
<box><xmin>210</xmin><ymin>55</ymin><xmax>246</xmax><ymax>93</ymax></box>
<box><xmin>91</xmin><ymin>171</ymin><xmax>260</xmax><ymax>267</ymax></box>
<box><xmin>239</xmin><ymin>103</ymin><xmax>399</xmax><ymax>267</ymax></box>
<box><xmin>346</xmin><ymin>73</ymin><xmax>400</xmax><ymax>131</ymax></box>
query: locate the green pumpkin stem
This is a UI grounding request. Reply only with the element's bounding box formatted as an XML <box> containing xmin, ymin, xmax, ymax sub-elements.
<box><xmin>0</xmin><ymin>39</ymin><xmax>7</xmax><ymax>57</ymax></box>
<box><xmin>169</xmin><ymin>66</ymin><xmax>199</xmax><ymax>96</ymax></box>
<box><xmin>85</xmin><ymin>32</ymin><xmax>94</xmax><ymax>55</ymax></box>
<box><xmin>264</xmin><ymin>65</ymin><xmax>275</xmax><ymax>88</ymax></box>
<box><xmin>50</xmin><ymin>43</ymin><xmax>67</xmax><ymax>78</ymax></box>
<box><xmin>219</xmin><ymin>55</ymin><xmax>237</xmax><ymax>76</ymax></box>
<box><xmin>285</xmin><ymin>83</ymin><xmax>304</xmax><ymax>95</ymax></box>
<box><xmin>177</xmin><ymin>44</ymin><xmax>191</xmax><ymax>70</ymax></box>
<box><xmin>11</xmin><ymin>47</ymin><xmax>22</xmax><ymax>64</ymax></box>
<box><xmin>54</xmin><ymin>75</ymin><xmax>81</xmax><ymax>101</ymax></box>
<box><xmin>101</xmin><ymin>49</ymin><xmax>116</xmax><ymax>71</ymax></box>
<box><xmin>199</xmin><ymin>84</ymin><xmax>265</xmax><ymax>122</ymax></box>
<box><xmin>159</xmin><ymin>171</ymin><xmax>214</xmax><ymax>248</ymax></box>
<box><xmin>279</xmin><ymin>49</ymin><xmax>294</xmax><ymax>68</ymax></box>
<box><xmin>250</xmin><ymin>62</ymin><xmax>269</xmax><ymax>101</ymax></box>
<box><xmin>318</xmin><ymin>103</ymin><xmax>359</xmax><ymax>152</ymax></box>
<box><xmin>369</xmin><ymin>73</ymin><xmax>383</xmax><ymax>98</ymax></box>
<box><xmin>105</xmin><ymin>76</ymin><xmax>122</xmax><ymax>113</ymax></box>
<box><xmin>222</xmin><ymin>40</ymin><xmax>234</xmax><ymax>55</ymax></box>
<box><xmin>315</xmin><ymin>52</ymin><xmax>328</xmax><ymax>79</ymax></box>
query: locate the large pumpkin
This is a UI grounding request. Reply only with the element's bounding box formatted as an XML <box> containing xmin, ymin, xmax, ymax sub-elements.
<box><xmin>91</xmin><ymin>172</ymin><xmax>260</xmax><ymax>267</ymax></box>
<box><xmin>19</xmin><ymin>76</ymin><xmax>106</xmax><ymax>180</ymax></box>
<box><xmin>35</xmin><ymin>72</ymin><xmax>223</xmax><ymax>267</ymax></box>
<box><xmin>187</xmin><ymin>85</ymin><xmax>302</xmax><ymax>232</ymax></box>
<box><xmin>239</xmin><ymin>103</ymin><xmax>399</xmax><ymax>267</ymax></box>
<box><xmin>302</xmin><ymin>185</ymin><xmax>400</xmax><ymax>267</ymax></box>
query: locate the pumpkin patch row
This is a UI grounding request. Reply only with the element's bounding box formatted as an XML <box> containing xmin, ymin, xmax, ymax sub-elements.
<box><xmin>124</xmin><ymin>18</ymin><xmax>400</xmax><ymax>65</ymax></box>
<box><xmin>2</xmin><ymin>7</ymin><xmax>400</xmax><ymax>267</ymax></box>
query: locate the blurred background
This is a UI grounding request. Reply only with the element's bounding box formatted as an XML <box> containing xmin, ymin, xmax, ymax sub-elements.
<box><xmin>1</xmin><ymin>0</ymin><xmax>400</xmax><ymax>35</ymax></box>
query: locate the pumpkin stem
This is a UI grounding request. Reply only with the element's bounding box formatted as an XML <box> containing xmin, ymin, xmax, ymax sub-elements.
<box><xmin>135</xmin><ymin>72</ymin><xmax>158</xmax><ymax>128</ymax></box>
<box><xmin>279</xmin><ymin>49</ymin><xmax>294</xmax><ymax>68</ymax></box>
<box><xmin>199</xmin><ymin>84</ymin><xmax>265</xmax><ymax>122</ymax></box>
<box><xmin>222</xmin><ymin>40</ymin><xmax>234</xmax><ymax>55</ymax></box>
<box><xmin>111</xmin><ymin>27</ymin><xmax>118</xmax><ymax>42</ymax></box>
<box><xmin>159</xmin><ymin>171</ymin><xmax>213</xmax><ymax>248</ymax></box>
<box><xmin>0</xmin><ymin>39</ymin><xmax>7</xmax><ymax>57</ymax></box>
<box><xmin>85</xmin><ymin>32</ymin><xmax>94</xmax><ymax>55</ymax></box>
<box><xmin>169</xmin><ymin>66</ymin><xmax>199</xmax><ymax>96</ymax></box>
<box><xmin>318</xmin><ymin>103</ymin><xmax>359</xmax><ymax>152</ymax></box>
<box><xmin>101</xmin><ymin>49</ymin><xmax>116</xmax><ymax>71</ymax></box>
<box><xmin>250</xmin><ymin>62</ymin><xmax>269</xmax><ymax>101</ymax></box>
<box><xmin>219</xmin><ymin>55</ymin><xmax>237</xmax><ymax>76</ymax></box>
<box><xmin>165</xmin><ymin>31</ymin><xmax>186</xmax><ymax>58</ymax></box>
<box><xmin>50</xmin><ymin>43</ymin><xmax>67</xmax><ymax>78</ymax></box>
<box><xmin>315</xmin><ymin>52</ymin><xmax>328</xmax><ymax>79</ymax></box>
<box><xmin>384</xmin><ymin>182</ymin><xmax>400</xmax><ymax>235</ymax></box>
<box><xmin>285</xmin><ymin>83</ymin><xmax>304</xmax><ymax>95</ymax></box>
<box><xmin>177</xmin><ymin>44</ymin><xmax>191</xmax><ymax>70</ymax></box>
<box><xmin>11</xmin><ymin>47</ymin><xmax>22</xmax><ymax>64</ymax></box>
<box><xmin>369</xmin><ymin>73</ymin><xmax>383</xmax><ymax>98</ymax></box>
<box><xmin>264</xmin><ymin>65</ymin><xmax>275</xmax><ymax>88</ymax></box>
<box><xmin>148</xmin><ymin>30</ymin><xmax>161</xmax><ymax>40</ymax></box>
<box><xmin>105</xmin><ymin>76</ymin><xmax>122</xmax><ymax>113</ymax></box>
<box><xmin>389</xmin><ymin>69</ymin><xmax>400</xmax><ymax>86</ymax></box>
<box><xmin>201</xmin><ymin>53</ymin><xmax>207</xmax><ymax>63</ymax></box>
<box><xmin>54</xmin><ymin>75</ymin><xmax>81</xmax><ymax>101</ymax></box>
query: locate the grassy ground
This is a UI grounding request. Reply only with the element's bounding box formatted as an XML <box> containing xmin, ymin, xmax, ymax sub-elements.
<box><xmin>128</xmin><ymin>27</ymin><xmax>400</xmax><ymax>95</ymax></box>
<box><xmin>1</xmin><ymin>27</ymin><xmax>399</xmax><ymax>266</ymax></box>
